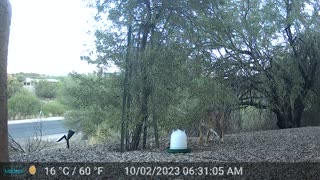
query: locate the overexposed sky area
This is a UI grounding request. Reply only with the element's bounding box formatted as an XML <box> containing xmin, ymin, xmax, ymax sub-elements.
<box><xmin>8</xmin><ymin>0</ymin><xmax>109</xmax><ymax>76</ymax></box>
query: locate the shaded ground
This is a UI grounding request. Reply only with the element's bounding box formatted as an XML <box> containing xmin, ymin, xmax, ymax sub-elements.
<box><xmin>10</xmin><ymin>126</ymin><xmax>320</xmax><ymax>162</ymax></box>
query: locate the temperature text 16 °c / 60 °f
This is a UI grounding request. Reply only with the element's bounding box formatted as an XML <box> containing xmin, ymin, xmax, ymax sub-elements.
<box><xmin>44</xmin><ymin>166</ymin><xmax>104</xmax><ymax>176</ymax></box>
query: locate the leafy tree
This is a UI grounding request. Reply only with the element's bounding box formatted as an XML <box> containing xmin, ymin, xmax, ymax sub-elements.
<box><xmin>86</xmin><ymin>0</ymin><xmax>199</xmax><ymax>150</ymax></box>
<box><xmin>59</xmin><ymin>73</ymin><xmax>122</xmax><ymax>140</ymax></box>
<box><xmin>189</xmin><ymin>0</ymin><xmax>320</xmax><ymax>128</ymax></box>
<box><xmin>7</xmin><ymin>75</ymin><xmax>23</xmax><ymax>99</ymax></box>
<box><xmin>13</xmin><ymin>72</ymin><xmax>48</xmax><ymax>82</ymax></box>
<box><xmin>42</xmin><ymin>101</ymin><xmax>66</xmax><ymax>117</ymax></box>
<box><xmin>79</xmin><ymin>0</ymin><xmax>320</xmax><ymax>152</ymax></box>
<box><xmin>83</xmin><ymin>0</ymin><xmax>240</xmax><ymax>150</ymax></box>
<box><xmin>13</xmin><ymin>73</ymin><xmax>26</xmax><ymax>83</ymax></box>
<box><xmin>8</xmin><ymin>90</ymin><xmax>42</xmax><ymax>119</ymax></box>
<box><xmin>35</xmin><ymin>80</ymin><xmax>58</xmax><ymax>99</ymax></box>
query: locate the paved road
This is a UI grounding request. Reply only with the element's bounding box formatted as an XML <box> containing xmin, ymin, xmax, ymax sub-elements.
<box><xmin>8</xmin><ymin>117</ymin><xmax>68</xmax><ymax>140</ymax></box>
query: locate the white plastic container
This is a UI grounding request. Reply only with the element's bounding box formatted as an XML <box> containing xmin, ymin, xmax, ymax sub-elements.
<box><xmin>170</xmin><ymin>129</ymin><xmax>187</xmax><ymax>149</ymax></box>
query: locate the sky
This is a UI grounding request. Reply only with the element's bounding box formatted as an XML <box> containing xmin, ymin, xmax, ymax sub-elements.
<box><xmin>8</xmin><ymin>0</ymin><xmax>115</xmax><ymax>76</ymax></box>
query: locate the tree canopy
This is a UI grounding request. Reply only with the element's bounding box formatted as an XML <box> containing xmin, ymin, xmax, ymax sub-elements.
<box><xmin>75</xmin><ymin>0</ymin><xmax>320</xmax><ymax>150</ymax></box>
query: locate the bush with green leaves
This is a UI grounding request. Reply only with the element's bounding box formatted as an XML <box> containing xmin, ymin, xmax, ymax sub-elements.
<box><xmin>35</xmin><ymin>80</ymin><xmax>58</xmax><ymax>99</ymax></box>
<box><xmin>8</xmin><ymin>75</ymin><xmax>23</xmax><ymax>99</ymax></box>
<box><xmin>240</xmin><ymin>107</ymin><xmax>278</xmax><ymax>132</ymax></box>
<box><xmin>8</xmin><ymin>90</ymin><xmax>41</xmax><ymax>119</ymax></box>
<box><xmin>42</xmin><ymin>101</ymin><xmax>66</xmax><ymax>117</ymax></box>
<box><xmin>59</xmin><ymin>73</ymin><xmax>122</xmax><ymax>139</ymax></box>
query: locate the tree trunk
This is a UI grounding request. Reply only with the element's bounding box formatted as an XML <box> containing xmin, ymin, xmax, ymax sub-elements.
<box><xmin>293</xmin><ymin>97</ymin><xmax>305</xmax><ymax>127</ymax></box>
<box><xmin>125</xmin><ymin>48</ymin><xmax>133</xmax><ymax>151</ymax></box>
<box><xmin>130</xmin><ymin>66</ymin><xmax>150</xmax><ymax>150</ymax></box>
<box><xmin>142</xmin><ymin>118</ymin><xmax>147</xmax><ymax>149</ymax></box>
<box><xmin>131</xmin><ymin>122</ymin><xmax>143</xmax><ymax>150</ymax></box>
<box><xmin>125</xmin><ymin>92</ymin><xmax>132</xmax><ymax>151</ymax></box>
<box><xmin>151</xmin><ymin>80</ymin><xmax>159</xmax><ymax>148</ymax></box>
<box><xmin>274</xmin><ymin>98</ymin><xmax>305</xmax><ymax>129</ymax></box>
<box><xmin>274</xmin><ymin>110</ymin><xmax>290</xmax><ymax>129</ymax></box>
<box><xmin>273</xmin><ymin>102</ymin><xmax>292</xmax><ymax>129</ymax></box>
<box><xmin>141</xmin><ymin>65</ymin><xmax>150</xmax><ymax>149</ymax></box>
<box><xmin>0</xmin><ymin>0</ymin><xmax>11</xmax><ymax>162</ymax></box>
<box><xmin>120</xmin><ymin>25</ymin><xmax>132</xmax><ymax>152</ymax></box>
<box><xmin>130</xmin><ymin>5</ymin><xmax>152</xmax><ymax>150</ymax></box>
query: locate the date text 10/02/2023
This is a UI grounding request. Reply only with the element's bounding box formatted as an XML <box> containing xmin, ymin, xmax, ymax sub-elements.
<box><xmin>124</xmin><ymin>166</ymin><xmax>243</xmax><ymax>176</ymax></box>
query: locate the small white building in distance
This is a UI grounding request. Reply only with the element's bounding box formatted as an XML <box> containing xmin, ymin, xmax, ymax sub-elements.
<box><xmin>23</xmin><ymin>78</ymin><xmax>59</xmax><ymax>92</ymax></box>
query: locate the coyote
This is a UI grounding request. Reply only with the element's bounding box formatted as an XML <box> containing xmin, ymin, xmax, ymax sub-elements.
<box><xmin>198</xmin><ymin>106</ymin><xmax>224</xmax><ymax>145</ymax></box>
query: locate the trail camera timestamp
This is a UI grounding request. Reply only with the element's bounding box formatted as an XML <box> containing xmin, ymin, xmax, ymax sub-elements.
<box><xmin>124</xmin><ymin>165</ymin><xmax>243</xmax><ymax>176</ymax></box>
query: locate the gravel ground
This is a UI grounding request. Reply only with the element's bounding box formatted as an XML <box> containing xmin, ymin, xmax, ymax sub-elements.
<box><xmin>10</xmin><ymin>126</ymin><xmax>320</xmax><ymax>162</ymax></box>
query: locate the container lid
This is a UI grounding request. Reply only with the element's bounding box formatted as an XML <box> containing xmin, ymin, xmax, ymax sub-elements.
<box><xmin>166</xmin><ymin>147</ymin><xmax>191</xmax><ymax>153</ymax></box>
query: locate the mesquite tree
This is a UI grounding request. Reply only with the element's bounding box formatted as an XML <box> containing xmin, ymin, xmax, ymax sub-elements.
<box><xmin>190</xmin><ymin>0</ymin><xmax>320</xmax><ymax>128</ymax></box>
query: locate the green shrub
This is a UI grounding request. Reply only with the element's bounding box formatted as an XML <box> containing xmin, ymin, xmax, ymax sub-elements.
<box><xmin>8</xmin><ymin>75</ymin><xmax>23</xmax><ymax>99</ymax></box>
<box><xmin>8</xmin><ymin>90</ymin><xmax>41</xmax><ymax>119</ymax></box>
<box><xmin>35</xmin><ymin>80</ymin><xmax>58</xmax><ymax>99</ymax></box>
<box><xmin>42</xmin><ymin>101</ymin><xmax>66</xmax><ymax>116</ymax></box>
<box><xmin>240</xmin><ymin>107</ymin><xmax>278</xmax><ymax>131</ymax></box>
<box><xmin>59</xmin><ymin>74</ymin><xmax>122</xmax><ymax>141</ymax></box>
